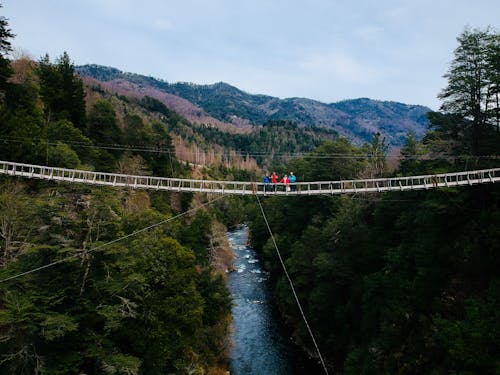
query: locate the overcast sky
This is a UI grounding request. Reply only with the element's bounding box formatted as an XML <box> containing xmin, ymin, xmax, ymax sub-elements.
<box><xmin>3</xmin><ymin>0</ymin><xmax>499</xmax><ymax>109</ymax></box>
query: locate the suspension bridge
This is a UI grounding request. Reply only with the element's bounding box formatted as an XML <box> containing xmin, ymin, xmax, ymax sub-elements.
<box><xmin>1</xmin><ymin>160</ymin><xmax>499</xmax><ymax>195</ymax></box>
<box><xmin>1</xmin><ymin>159</ymin><xmax>499</xmax><ymax>375</ymax></box>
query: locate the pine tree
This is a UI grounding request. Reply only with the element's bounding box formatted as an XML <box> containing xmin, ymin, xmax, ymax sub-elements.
<box><xmin>38</xmin><ymin>52</ymin><xmax>86</xmax><ymax>130</ymax></box>
<box><xmin>438</xmin><ymin>27</ymin><xmax>500</xmax><ymax>154</ymax></box>
<box><xmin>0</xmin><ymin>3</ymin><xmax>14</xmax><ymax>99</ymax></box>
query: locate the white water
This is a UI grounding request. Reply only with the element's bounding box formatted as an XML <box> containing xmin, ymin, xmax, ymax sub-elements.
<box><xmin>227</xmin><ymin>225</ymin><xmax>323</xmax><ymax>375</ymax></box>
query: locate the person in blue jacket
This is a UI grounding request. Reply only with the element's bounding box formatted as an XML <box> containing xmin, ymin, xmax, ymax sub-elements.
<box><xmin>262</xmin><ymin>174</ymin><xmax>270</xmax><ymax>192</ymax></box>
<box><xmin>289</xmin><ymin>172</ymin><xmax>297</xmax><ymax>191</ymax></box>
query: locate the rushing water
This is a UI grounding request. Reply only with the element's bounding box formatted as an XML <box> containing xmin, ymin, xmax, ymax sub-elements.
<box><xmin>227</xmin><ymin>225</ymin><xmax>323</xmax><ymax>375</ymax></box>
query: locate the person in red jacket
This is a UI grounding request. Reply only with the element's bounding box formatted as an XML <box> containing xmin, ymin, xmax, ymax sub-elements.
<box><xmin>271</xmin><ymin>171</ymin><xmax>278</xmax><ymax>191</ymax></box>
<box><xmin>280</xmin><ymin>174</ymin><xmax>290</xmax><ymax>191</ymax></box>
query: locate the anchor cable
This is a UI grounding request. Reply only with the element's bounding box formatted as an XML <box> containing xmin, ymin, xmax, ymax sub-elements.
<box><xmin>0</xmin><ymin>194</ymin><xmax>226</xmax><ymax>283</ymax></box>
<box><xmin>255</xmin><ymin>194</ymin><xmax>330</xmax><ymax>375</ymax></box>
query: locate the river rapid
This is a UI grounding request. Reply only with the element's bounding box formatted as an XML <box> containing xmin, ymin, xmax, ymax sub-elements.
<box><xmin>227</xmin><ymin>225</ymin><xmax>323</xmax><ymax>375</ymax></box>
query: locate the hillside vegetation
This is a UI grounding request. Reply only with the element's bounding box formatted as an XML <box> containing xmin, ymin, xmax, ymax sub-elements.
<box><xmin>76</xmin><ymin>64</ymin><xmax>430</xmax><ymax>146</ymax></box>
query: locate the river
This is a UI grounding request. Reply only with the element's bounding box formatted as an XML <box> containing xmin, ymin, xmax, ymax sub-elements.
<box><xmin>227</xmin><ymin>225</ymin><xmax>323</xmax><ymax>375</ymax></box>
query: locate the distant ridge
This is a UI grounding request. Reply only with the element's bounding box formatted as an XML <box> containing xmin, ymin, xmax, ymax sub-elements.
<box><xmin>77</xmin><ymin>64</ymin><xmax>431</xmax><ymax>146</ymax></box>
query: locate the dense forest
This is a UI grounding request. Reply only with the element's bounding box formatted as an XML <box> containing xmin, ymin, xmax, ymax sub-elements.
<box><xmin>0</xmin><ymin>10</ymin><xmax>234</xmax><ymax>375</ymax></box>
<box><xmin>1</xmin><ymin>3</ymin><xmax>499</xmax><ymax>374</ymax></box>
<box><xmin>246</xmin><ymin>27</ymin><xmax>500</xmax><ymax>374</ymax></box>
<box><xmin>188</xmin><ymin>120</ymin><xmax>338</xmax><ymax>168</ymax></box>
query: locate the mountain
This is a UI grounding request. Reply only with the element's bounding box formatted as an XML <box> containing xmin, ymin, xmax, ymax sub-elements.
<box><xmin>76</xmin><ymin>64</ymin><xmax>431</xmax><ymax>146</ymax></box>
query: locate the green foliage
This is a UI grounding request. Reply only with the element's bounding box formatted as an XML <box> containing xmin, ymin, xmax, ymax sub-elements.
<box><xmin>298</xmin><ymin>138</ymin><xmax>366</xmax><ymax>181</ymax></box>
<box><xmin>399</xmin><ymin>130</ymin><xmax>426</xmax><ymax>175</ymax></box>
<box><xmin>0</xmin><ymin>65</ymin><xmax>46</xmax><ymax>163</ymax></box>
<box><xmin>434</xmin><ymin>282</ymin><xmax>500</xmax><ymax>374</ymax></box>
<box><xmin>38</xmin><ymin>52</ymin><xmax>86</xmax><ymax>131</ymax></box>
<box><xmin>245</xmin><ymin>94</ymin><xmax>499</xmax><ymax>374</ymax></box>
<box><xmin>0</xmin><ymin>4</ymin><xmax>14</xmax><ymax>56</ymax></box>
<box><xmin>47</xmin><ymin>141</ymin><xmax>80</xmax><ymax>168</ymax></box>
<box><xmin>0</xmin><ymin>183</ymin><xmax>38</xmax><ymax>264</ymax></box>
<box><xmin>250</xmin><ymin>183</ymin><xmax>500</xmax><ymax>374</ymax></box>
<box><xmin>212</xmin><ymin>196</ymin><xmax>249</xmax><ymax>227</ymax></box>
<box><xmin>87</xmin><ymin>100</ymin><xmax>122</xmax><ymax>145</ymax></box>
<box><xmin>102</xmin><ymin>353</ymin><xmax>141</xmax><ymax>375</ymax></box>
<box><xmin>0</xmin><ymin>187</ymin><xmax>231</xmax><ymax>374</ymax></box>
<box><xmin>0</xmin><ymin>23</ymin><xmax>229</xmax><ymax>373</ymax></box>
<box><xmin>87</xmin><ymin>100</ymin><xmax>123</xmax><ymax>170</ymax></box>
<box><xmin>0</xmin><ymin>4</ymin><xmax>13</xmax><ymax>95</ymax></box>
<box><xmin>180</xmin><ymin>210</ymin><xmax>212</xmax><ymax>264</ymax></box>
<box><xmin>140</xmin><ymin>95</ymin><xmax>173</xmax><ymax>117</ymax></box>
<box><xmin>438</xmin><ymin>27</ymin><xmax>500</xmax><ymax>155</ymax></box>
<box><xmin>47</xmin><ymin>119</ymin><xmax>98</xmax><ymax>165</ymax></box>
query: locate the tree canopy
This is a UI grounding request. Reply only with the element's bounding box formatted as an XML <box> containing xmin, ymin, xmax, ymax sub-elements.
<box><xmin>439</xmin><ymin>27</ymin><xmax>500</xmax><ymax>155</ymax></box>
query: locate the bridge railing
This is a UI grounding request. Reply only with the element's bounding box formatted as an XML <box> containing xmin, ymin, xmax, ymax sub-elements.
<box><xmin>257</xmin><ymin>168</ymin><xmax>500</xmax><ymax>194</ymax></box>
<box><xmin>1</xmin><ymin>160</ymin><xmax>499</xmax><ymax>195</ymax></box>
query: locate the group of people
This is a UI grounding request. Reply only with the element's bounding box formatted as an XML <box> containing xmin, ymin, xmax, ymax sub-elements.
<box><xmin>262</xmin><ymin>171</ymin><xmax>297</xmax><ymax>192</ymax></box>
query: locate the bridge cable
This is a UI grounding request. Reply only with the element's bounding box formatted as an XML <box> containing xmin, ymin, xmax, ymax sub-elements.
<box><xmin>255</xmin><ymin>195</ymin><xmax>330</xmax><ymax>375</ymax></box>
<box><xmin>0</xmin><ymin>194</ymin><xmax>227</xmax><ymax>284</ymax></box>
<box><xmin>2</xmin><ymin>136</ymin><xmax>499</xmax><ymax>160</ymax></box>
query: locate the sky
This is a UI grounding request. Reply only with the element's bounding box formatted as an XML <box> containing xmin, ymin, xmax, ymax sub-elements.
<box><xmin>2</xmin><ymin>0</ymin><xmax>499</xmax><ymax>110</ymax></box>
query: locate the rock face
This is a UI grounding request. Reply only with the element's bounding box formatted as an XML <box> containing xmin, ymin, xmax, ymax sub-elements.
<box><xmin>77</xmin><ymin>64</ymin><xmax>430</xmax><ymax>146</ymax></box>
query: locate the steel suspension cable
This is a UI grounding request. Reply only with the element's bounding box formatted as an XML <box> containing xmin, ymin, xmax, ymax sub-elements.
<box><xmin>255</xmin><ymin>195</ymin><xmax>330</xmax><ymax>375</ymax></box>
<box><xmin>2</xmin><ymin>136</ymin><xmax>499</xmax><ymax>160</ymax></box>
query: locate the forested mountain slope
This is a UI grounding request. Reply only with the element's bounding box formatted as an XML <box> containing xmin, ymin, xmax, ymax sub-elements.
<box><xmin>77</xmin><ymin>64</ymin><xmax>430</xmax><ymax>146</ymax></box>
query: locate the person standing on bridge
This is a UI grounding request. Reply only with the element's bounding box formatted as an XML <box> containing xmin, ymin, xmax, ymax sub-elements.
<box><xmin>289</xmin><ymin>172</ymin><xmax>296</xmax><ymax>191</ymax></box>
<box><xmin>263</xmin><ymin>174</ymin><xmax>270</xmax><ymax>192</ymax></box>
<box><xmin>271</xmin><ymin>171</ymin><xmax>277</xmax><ymax>192</ymax></box>
<box><xmin>280</xmin><ymin>174</ymin><xmax>290</xmax><ymax>191</ymax></box>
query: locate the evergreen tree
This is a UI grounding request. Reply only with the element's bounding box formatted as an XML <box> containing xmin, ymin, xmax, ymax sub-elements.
<box><xmin>56</xmin><ymin>52</ymin><xmax>86</xmax><ymax>130</ymax></box>
<box><xmin>399</xmin><ymin>131</ymin><xmax>426</xmax><ymax>175</ymax></box>
<box><xmin>38</xmin><ymin>52</ymin><xmax>86</xmax><ymax>130</ymax></box>
<box><xmin>87</xmin><ymin>100</ymin><xmax>123</xmax><ymax>170</ymax></box>
<box><xmin>438</xmin><ymin>27</ymin><xmax>500</xmax><ymax>155</ymax></box>
<box><xmin>0</xmin><ymin>3</ymin><xmax>14</xmax><ymax>100</ymax></box>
